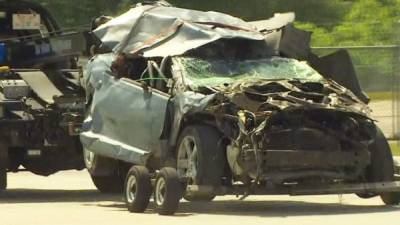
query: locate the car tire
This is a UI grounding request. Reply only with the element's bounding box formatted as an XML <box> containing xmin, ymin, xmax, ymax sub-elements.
<box><xmin>176</xmin><ymin>125</ymin><xmax>225</xmax><ymax>187</ymax></box>
<box><xmin>0</xmin><ymin>142</ymin><xmax>7</xmax><ymax>191</ymax></box>
<box><xmin>90</xmin><ymin>176</ymin><xmax>124</xmax><ymax>193</ymax></box>
<box><xmin>154</xmin><ymin>167</ymin><xmax>182</xmax><ymax>215</ymax></box>
<box><xmin>356</xmin><ymin>192</ymin><xmax>377</xmax><ymax>199</ymax></box>
<box><xmin>364</xmin><ymin>127</ymin><xmax>400</xmax><ymax>205</ymax></box>
<box><xmin>124</xmin><ymin>166</ymin><xmax>152</xmax><ymax>213</ymax></box>
<box><xmin>183</xmin><ymin>193</ymin><xmax>216</xmax><ymax>202</ymax></box>
<box><xmin>84</xmin><ymin>148</ymin><xmax>123</xmax><ymax>193</ymax></box>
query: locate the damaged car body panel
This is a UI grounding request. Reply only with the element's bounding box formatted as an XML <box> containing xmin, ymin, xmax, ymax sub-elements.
<box><xmin>94</xmin><ymin>5</ymin><xmax>266</xmax><ymax>57</ymax></box>
<box><xmin>81</xmin><ymin>4</ymin><xmax>400</xmax><ymax>203</ymax></box>
<box><xmin>81</xmin><ymin>54</ymin><xmax>169</xmax><ymax>166</ymax></box>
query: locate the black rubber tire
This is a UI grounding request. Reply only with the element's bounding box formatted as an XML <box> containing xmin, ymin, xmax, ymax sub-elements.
<box><xmin>84</xmin><ymin>149</ymin><xmax>123</xmax><ymax>193</ymax></box>
<box><xmin>90</xmin><ymin>175</ymin><xmax>124</xmax><ymax>193</ymax></box>
<box><xmin>176</xmin><ymin>125</ymin><xmax>225</xmax><ymax>186</ymax></box>
<box><xmin>0</xmin><ymin>142</ymin><xmax>7</xmax><ymax>191</ymax></box>
<box><xmin>154</xmin><ymin>167</ymin><xmax>182</xmax><ymax>215</ymax></box>
<box><xmin>183</xmin><ymin>193</ymin><xmax>216</xmax><ymax>202</ymax></box>
<box><xmin>356</xmin><ymin>192</ymin><xmax>377</xmax><ymax>199</ymax></box>
<box><xmin>364</xmin><ymin>127</ymin><xmax>400</xmax><ymax>205</ymax></box>
<box><xmin>124</xmin><ymin>166</ymin><xmax>152</xmax><ymax>213</ymax></box>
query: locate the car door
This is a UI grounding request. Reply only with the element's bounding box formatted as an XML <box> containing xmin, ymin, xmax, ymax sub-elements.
<box><xmin>81</xmin><ymin>67</ymin><xmax>170</xmax><ymax>165</ymax></box>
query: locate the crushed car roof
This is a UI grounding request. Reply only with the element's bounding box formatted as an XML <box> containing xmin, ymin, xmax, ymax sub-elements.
<box><xmin>93</xmin><ymin>5</ymin><xmax>369</xmax><ymax>103</ymax></box>
<box><xmin>94</xmin><ymin>5</ymin><xmax>267</xmax><ymax>57</ymax></box>
<box><xmin>249</xmin><ymin>12</ymin><xmax>295</xmax><ymax>31</ymax></box>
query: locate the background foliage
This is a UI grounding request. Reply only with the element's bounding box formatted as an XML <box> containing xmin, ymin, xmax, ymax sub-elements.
<box><xmin>31</xmin><ymin>0</ymin><xmax>399</xmax><ymax>46</ymax></box>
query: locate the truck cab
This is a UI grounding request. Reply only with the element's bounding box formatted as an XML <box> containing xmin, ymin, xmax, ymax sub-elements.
<box><xmin>0</xmin><ymin>0</ymin><xmax>86</xmax><ymax>68</ymax></box>
<box><xmin>0</xmin><ymin>0</ymin><xmax>86</xmax><ymax>191</ymax></box>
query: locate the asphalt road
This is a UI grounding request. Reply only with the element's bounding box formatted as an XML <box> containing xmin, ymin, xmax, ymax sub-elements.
<box><xmin>0</xmin><ymin>170</ymin><xmax>399</xmax><ymax>225</ymax></box>
<box><xmin>0</xmin><ymin>100</ymin><xmax>397</xmax><ymax>225</ymax></box>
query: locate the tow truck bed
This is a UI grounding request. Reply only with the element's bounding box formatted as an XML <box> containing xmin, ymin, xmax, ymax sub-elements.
<box><xmin>187</xmin><ymin>181</ymin><xmax>400</xmax><ymax>196</ymax></box>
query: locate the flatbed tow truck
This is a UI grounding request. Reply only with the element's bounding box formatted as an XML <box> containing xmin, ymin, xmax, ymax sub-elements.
<box><xmin>0</xmin><ymin>0</ymin><xmax>88</xmax><ymax>191</ymax></box>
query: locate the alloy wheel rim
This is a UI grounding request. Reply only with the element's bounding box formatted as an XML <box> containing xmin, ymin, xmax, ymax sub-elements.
<box><xmin>177</xmin><ymin>136</ymin><xmax>198</xmax><ymax>182</ymax></box>
<box><xmin>83</xmin><ymin>149</ymin><xmax>95</xmax><ymax>169</ymax></box>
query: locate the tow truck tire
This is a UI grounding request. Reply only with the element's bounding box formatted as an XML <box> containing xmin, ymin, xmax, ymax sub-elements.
<box><xmin>124</xmin><ymin>166</ymin><xmax>152</xmax><ymax>213</ymax></box>
<box><xmin>154</xmin><ymin>167</ymin><xmax>182</xmax><ymax>215</ymax></box>
<box><xmin>366</xmin><ymin>127</ymin><xmax>400</xmax><ymax>205</ymax></box>
<box><xmin>0</xmin><ymin>142</ymin><xmax>7</xmax><ymax>191</ymax></box>
<box><xmin>84</xmin><ymin>148</ymin><xmax>123</xmax><ymax>193</ymax></box>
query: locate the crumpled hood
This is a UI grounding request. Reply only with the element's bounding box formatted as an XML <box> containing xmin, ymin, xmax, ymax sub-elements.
<box><xmin>205</xmin><ymin>79</ymin><xmax>371</xmax><ymax>118</ymax></box>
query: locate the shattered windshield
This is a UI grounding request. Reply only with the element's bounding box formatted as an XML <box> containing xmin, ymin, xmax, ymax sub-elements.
<box><xmin>175</xmin><ymin>57</ymin><xmax>324</xmax><ymax>88</ymax></box>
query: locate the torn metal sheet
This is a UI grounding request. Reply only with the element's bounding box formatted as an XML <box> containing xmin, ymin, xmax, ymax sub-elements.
<box><xmin>94</xmin><ymin>5</ymin><xmax>265</xmax><ymax>57</ymax></box>
<box><xmin>168</xmin><ymin>91</ymin><xmax>217</xmax><ymax>146</ymax></box>
<box><xmin>249</xmin><ymin>12</ymin><xmax>295</xmax><ymax>31</ymax></box>
<box><xmin>279</xmin><ymin>24</ymin><xmax>312</xmax><ymax>60</ymax></box>
<box><xmin>309</xmin><ymin>50</ymin><xmax>369</xmax><ymax>103</ymax></box>
<box><xmin>80</xmin><ymin>58</ymin><xmax>169</xmax><ymax>165</ymax></box>
<box><xmin>80</xmin><ymin>130</ymin><xmax>150</xmax><ymax>165</ymax></box>
<box><xmin>82</xmin><ymin>53</ymin><xmax>115</xmax><ymax>102</ymax></box>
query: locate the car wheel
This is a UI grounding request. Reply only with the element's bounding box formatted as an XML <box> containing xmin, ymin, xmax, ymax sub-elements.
<box><xmin>176</xmin><ymin>125</ymin><xmax>224</xmax><ymax>201</ymax></box>
<box><xmin>124</xmin><ymin>166</ymin><xmax>152</xmax><ymax>213</ymax></box>
<box><xmin>176</xmin><ymin>125</ymin><xmax>224</xmax><ymax>187</ymax></box>
<box><xmin>84</xmin><ymin>148</ymin><xmax>123</xmax><ymax>193</ymax></box>
<box><xmin>363</xmin><ymin>127</ymin><xmax>400</xmax><ymax>205</ymax></box>
<box><xmin>183</xmin><ymin>193</ymin><xmax>215</xmax><ymax>202</ymax></box>
<box><xmin>356</xmin><ymin>192</ymin><xmax>377</xmax><ymax>199</ymax></box>
<box><xmin>0</xmin><ymin>142</ymin><xmax>7</xmax><ymax>191</ymax></box>
<box><xmin>154</xmin><ymin>167</ymin><xmax>182</xmax><ymax>215</ymax></box>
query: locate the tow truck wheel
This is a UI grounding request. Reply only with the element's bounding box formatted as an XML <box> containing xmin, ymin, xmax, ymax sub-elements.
<box><xmin>154</xmin><ymin>167</ymin><xmax>182</xmax><ymax>215</ymax></box>
<box><xmin>365</xmin><ymin>128</ymin><xmax>400</xmax><ymax>205</ymax></box>
<box><xmin>84</xmin><ymin>148</ymin><xmax>123</xmax><ymax>193</ymax></box>
<box><xmin>0</xmin><ymin>142</ymin><xmax>7</xmax><ymax>191</ymax></box>
<box><xmin>124</xmin><ymin>166</ymin><xmax>152</xmax><ymax>213</ymax></box>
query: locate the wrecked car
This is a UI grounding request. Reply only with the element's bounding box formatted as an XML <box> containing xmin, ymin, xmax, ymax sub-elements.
<box><xmin>80</xmin><ymin>4</ymin><xmax>400</xmax><ymax>215</ymax></box>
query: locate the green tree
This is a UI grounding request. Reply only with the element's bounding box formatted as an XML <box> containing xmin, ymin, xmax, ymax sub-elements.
<box><xmin>331</xmin><ymin>0</ymin><xmax>399</xmax><ymax>46</ymax></box>
<box><xmin>31</xmin><ymin>0</ymin><xmax>399</xmax><ymax>46</ymax></box>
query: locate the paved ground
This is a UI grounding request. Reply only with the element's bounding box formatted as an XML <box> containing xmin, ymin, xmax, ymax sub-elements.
<box><xmin>0</xmin><ymin>171</ymin><xmax>399</xmax><ymax>225</ymax></box>
<box><xmin>0</xmin><ymin>100</ymin><xmax>397</xmax><ymax>225</ymax></box>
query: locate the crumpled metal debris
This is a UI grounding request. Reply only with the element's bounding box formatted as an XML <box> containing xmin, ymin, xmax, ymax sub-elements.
<box><xmin>94</xmin><ymin>5</ymin><xmax>265</xmax><ymax>57</ymax></box>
